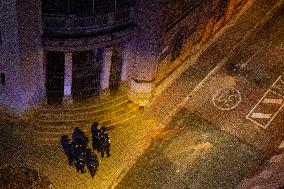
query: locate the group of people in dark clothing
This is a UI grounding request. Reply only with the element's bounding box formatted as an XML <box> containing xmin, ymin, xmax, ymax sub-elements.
<box><xmin>60</xmin><ymin>122</ymin><xmax>110</xmax><ymax>178</ymax></box>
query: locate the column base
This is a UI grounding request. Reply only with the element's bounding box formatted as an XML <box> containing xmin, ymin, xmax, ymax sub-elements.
<box><xmin>129</xmin><ymin>79</ymin><xmax>154</xmax><ymax>107</ymax></box>
<box><xmin>63</xmin><ymin>95</ymin><xmax>73</xmax><ymax>106</ymax></box>
<box><xmin>43</xmin><ymin>97</ymin><xmax>48</xmax><ymax>105</ymax></box>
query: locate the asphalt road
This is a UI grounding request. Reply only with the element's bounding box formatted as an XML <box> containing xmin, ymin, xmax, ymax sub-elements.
<box><xmin>116</xmin><ymin>5</ymin><xmax>284</xmax><ymax>189</ymax></box>
<box><xmin>116</xmin><ymin>110</ymin><xmax>259</xmax><ymax>189</ymax></box>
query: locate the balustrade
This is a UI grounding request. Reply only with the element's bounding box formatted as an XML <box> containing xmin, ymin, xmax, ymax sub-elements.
<box><xmin>43</xmin><ymin>9</ymin><xmax>132</xmax><ymax>35</ymax></box>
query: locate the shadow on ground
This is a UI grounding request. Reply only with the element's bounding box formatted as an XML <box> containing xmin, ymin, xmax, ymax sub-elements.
<box><xmin>116</xmin><ymin>108</ymin><xmax>260</xmax><ymax>189</ymax></box>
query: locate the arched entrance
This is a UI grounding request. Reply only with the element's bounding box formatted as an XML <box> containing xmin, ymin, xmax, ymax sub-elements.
<box><xmin>46</xmin><ymin>51</ymin><xmax>65</xmax><ymax>104</ymax></box>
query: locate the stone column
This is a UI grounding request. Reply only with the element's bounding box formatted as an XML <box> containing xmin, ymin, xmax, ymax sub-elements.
<box><xmin>121</xmin><ymin>42</ymin><xmax>134</xmax><ymax>81</ymax></box>
<box><xmin>101</xmin><ymin>47</ymin><xmax>112</xmax><ymax>90</ymax></box>
<box><xmin>43</xmin><ymin>51</ymin><xmax>48</xmax><ymax>104</ymax></box>
<box><xmin>129</xmin><ymin>0</ymin><xmax>164</xmax><ymax>107</ymax></box>
<box><xmin>63</xmin><ymin>52</ymin><xmax>73</xmax><ymax>105</ymax></box>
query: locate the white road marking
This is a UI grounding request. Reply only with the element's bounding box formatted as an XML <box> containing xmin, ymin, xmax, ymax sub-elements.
<box><xmin>271</xmin><ymin>75</ymin><xmax>284</xmax><ymax>93</ymax></box>
<box><xmin>262</xmin><ymin>98</ymin><xmax>283</xmax><ymax>104</ymax></box>
<box><xmin>278</xmin><ymin>141</ymin><xmax>284</xmax><ymax>149</ymax></box>
<box><xmin>246</xmin><ymin>90</ymin><xmax>271</xmax><ymax>117</ymax></box>
<box><xmin>271</xmin><ymin>75</ymin><xmax>282</xmax><ymax>87</ymax></box>
<box><xmin>246</xmin><ymin>89</ymin><xmax>284</xmax><ymax>129</ymax></box>
<box><xmin>250</xmin><ymin>113</ymin><xmax>272</xmax><ymax>119</ymax></box>
<box><xmin>212</xmin><ymin>87</ymin><xmax>242</xmax><ymax>110</ymax></box>
<box><xmin>265</xmin><ymin>101</ymin><xmax>284</xmax><ymax>128</ymax></box>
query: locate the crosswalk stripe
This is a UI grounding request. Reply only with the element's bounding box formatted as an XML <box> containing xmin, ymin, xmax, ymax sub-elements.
<box><xmin>262</xmin><ymin>98</ymin><xmax>283</xmax><ymax>104</ymax></box>
<box><xmin>251</xmin><ymin>113</ymin><xmax>272</xmax><ymax>119</ymax></box>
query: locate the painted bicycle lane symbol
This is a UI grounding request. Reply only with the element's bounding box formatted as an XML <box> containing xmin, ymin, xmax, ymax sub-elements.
<box><xmin>212</xmin><ymin>87</ymin><xmax>242</xmax><ymax>110</ymax></box>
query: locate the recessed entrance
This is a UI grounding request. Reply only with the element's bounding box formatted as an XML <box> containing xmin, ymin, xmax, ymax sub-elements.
<box><xmin>72</xmin><ymin>50</ymin><xmax>102</xmax><ymax>100</ymax></box>
<box><xmin>109</xmin><ymin>46</ymin><xmax>123</xmax><ymax>92</ymax></box>
<box><xmin>46</xmin><ymin>52</ymin><xmax>65</xmax><ymax>105</ymax></box>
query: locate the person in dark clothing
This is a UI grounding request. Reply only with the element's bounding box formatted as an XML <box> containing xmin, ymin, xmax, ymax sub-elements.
<box><xmin>91</xmin><ymin>124</ymin><xmax>111</xmax><ymax>158</ymax></box>
<box><xmin>98</xmin><ymin>127</ymin><xmax>111</xmax><ymax>158</ymax></box>
<box><xmin>72</xmin><ymin>127</ymin><xmax>89</xmax><ymax>149</ymax></box>
<box><xmin>60</xmin><ymin>135</ymin><xmax>76</xmax><ymax>165</ymax></box>
<box><xmin>91</xmin><ymin>122</ymin><xmax>100</xmax><ymax>151</ymax></box>
<box><xmin>86</xmin><ymin>148</ymin><xmax>100</xmax><ymax>178</ymax></box>
<box><xmin>75</xmin><ymin>147</ymin><xmax>87</xmax><ymax>174</ymax></box>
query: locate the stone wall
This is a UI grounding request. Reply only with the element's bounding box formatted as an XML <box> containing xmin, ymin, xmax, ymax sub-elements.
<box><xmin>129</xmin><ymin>0</ymin><xmax>165</xmax><ymax>106</ymax></box>
<box><xmin>0</xmin><ymin>0</ymin><xmax>23</xmax><ymax>113</ymax></box>
<box><xmin>16</xmin><ymin>0</ymin><xmax>45</xmax><ymax>111</ymax></box>
<box><xmin>0</xmin><ymin>0</ymin><xmax>44</xmax><ymax>115</ymax></box>
<box><xmin>156</xmin><ymin>0</ymin><xmax>249</xmax><ymax>86</ymax></box>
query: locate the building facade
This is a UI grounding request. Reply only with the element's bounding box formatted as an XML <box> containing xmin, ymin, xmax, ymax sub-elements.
<box><xmin>0</xmin><ymin>0</ymin><xmax>249</xmax><ymax>115</ymax></box>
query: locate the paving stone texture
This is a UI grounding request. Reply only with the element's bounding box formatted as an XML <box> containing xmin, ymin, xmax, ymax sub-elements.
<box><xmin>1</xmin><ymin>0</ymin><xmax>284</xmax><ymax>188</ymax></box>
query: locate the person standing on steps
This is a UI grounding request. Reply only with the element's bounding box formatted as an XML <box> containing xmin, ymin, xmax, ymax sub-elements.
<box><xmin>72</xmin><ymin>127</ymin><xmax>89</xmax><ymax>149</ymax></box>
<box><xmin>98</xmin><ymin>127</ymin><xmax>111</xmax><ymax>158</ymax></box>
<box><xmin>60</xmin><ymin>135</ymin><xmax>76</xmax><ymax>166</ymax></box>
<box><xmin>91</xmin><ymin>122</ymin><xmax>100</xmax><ymax>152</ymax></box>
<box><xmin>91</xmin><ymin>123</ymin><xmax>111</xmax><ymax>158</ymax></box>
<box><xmin>75</xmin><ymin>146</ymin><xmax>87</xmax><ymax>174</ymax></box>
<box><xmin>86</xmin><ymin>148</ymin><xmax>100</xmax><ymax>178</ymax></box>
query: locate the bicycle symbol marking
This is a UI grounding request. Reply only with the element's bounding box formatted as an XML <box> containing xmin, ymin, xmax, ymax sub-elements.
<box><xmin>212</xmin><ymin>87</ymin><xmax>242</xmax><ymax>110</ymax></box>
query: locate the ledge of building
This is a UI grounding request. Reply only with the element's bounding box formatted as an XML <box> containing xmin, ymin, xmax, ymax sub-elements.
<box><xmin>42</xmin><ymin>22</ymin><xmax>136</xmax><ymax>51</ymax></box>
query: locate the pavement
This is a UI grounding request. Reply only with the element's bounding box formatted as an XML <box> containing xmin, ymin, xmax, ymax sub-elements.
<box><xmin>0</xmin><ymin>0</ymin><xmax>284</xmax><ymax>188</ymax></box>
<box><xmin>115</xmin><ymin>110</ymin><xmax>260</xmax><ymax>189</ymax></box>
<box><xmin>184</xmin><ymin>3</ymin><xmax>284</xmax><ymax>153</ymax></box>
<box><xmin>116</xmin><ymin>1</ymin><xmax>284</xmax><ymax>188</ymax></box>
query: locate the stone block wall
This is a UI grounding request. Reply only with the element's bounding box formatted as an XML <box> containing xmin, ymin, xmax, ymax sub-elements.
<box><xmin>0</xmin><ymin>0</ymin><xmax>44</xmax><ymax>116</ymax></box>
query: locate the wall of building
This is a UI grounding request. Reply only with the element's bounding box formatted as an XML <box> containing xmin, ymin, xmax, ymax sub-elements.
<box><xmin>129</xmin><ymin>0</ymin><xmax>165</xmax><ymax>106</ymax></box>
<box><xmin>152</xmin><ymin>0</ymin><xmax>249</xmax><ymax>97</ymax></box>
<box><xmin>128</xmin><ymin>0</ymin><xmax>246</xmax><ymax>106</ymax></box>
<box><xmin>16</xmin><ymin>0</ymin><xmax>45</xmax><ymax>111</ymax></box>
<box><xmin>0</xmin><ymin>0</ymin><xmax>44</xmax><ymax>115</ymax></box>
<box><xmin>0</xmin><ymin>0</ymin><xmax>24</xmax><ymax>114</ymax></box>
<box><xmin>0</xmin><ymin>0</ymin><xmax>252</xmax><ymax>111</ymax></box>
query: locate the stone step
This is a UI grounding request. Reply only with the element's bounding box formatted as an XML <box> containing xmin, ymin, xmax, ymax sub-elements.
<box><xmin>93</xmin><ymin>104</ymin><xmax>140</xmax><ymax>124</ymax></box>
<box><xmin>101</xmin><ymin>106</ymin><xmax>141</xmax><ymax>127</ymax></box>
<box><xmin>32</xmin><ymin>122</ymin><xmax>72</xmax><ymax>133</ymax></box>
<box><xmin>32</xmin><ymin>106</ymin><xmax>140</xmax><ymax>137</ymax></box>
<box><xmin>36</xmin><ymin>100</ymin><xmax>135</xmax><ymax>123</ymax></box>
<box><xmin>31</xmin><ymin>115</ymin><xmax>138</xmax><ymax>146</ymax></box>
<box><xmin>39</xmin><ymin>94</ymin><xmax>128</xmax><ymax>114</ymax></box>
<box><xmin>32</xmin><ymin>122</ymin><xmax>81</xmax><ymax>133</ymax></box>
<box><xmin>22</xmin><ymin>90</ymin><xmax>141</xmax><ymax>145</ymax></box>
<box><xmin>30</xmin><ymin>106</ymin><xmax>140</xmax><ymax>143</ymax></box>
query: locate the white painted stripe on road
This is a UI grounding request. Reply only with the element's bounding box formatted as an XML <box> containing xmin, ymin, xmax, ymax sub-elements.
<box><xmin>278</xmin><ymin>141</ymin><xmax>284</xmax><ymax>149</ymax></box>
<box><xmin>265</xmin><ymin>101</ymin><xmax>284</xmax><ymax>128</ymax></box>
<box><xmin>271</xmin><ymin>75</ymin><xmax>282</xmax><ymax>87</ymax></box>
<box><xmin>271</xmin><ymin>75</ymin><xmax>284</xmax><ymax>93</ymax></box>
<box><xmin>250</xmin><ymin>113</ymin><xmax>272</xmax><ymax>119</ymax></box>
<box><xmin>262</xmin><ymin>98</ymin><xmax>283</xmax><ymax>104</ymax></box>
<box><xmin>246</xmin><ymin>89</ymin><xmax>284</xmax><ymax>129</ymax></box>
<box><xmin>246</xmin><ymin>89</ymin><xmax>271</xmax><ymax>118</ymax></box>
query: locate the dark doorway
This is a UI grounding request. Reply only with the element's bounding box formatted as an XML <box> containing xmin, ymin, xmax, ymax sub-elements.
<box><xmin>109</xmin><ymin>46</ymin><xmax>123</xmax><ymax>92</ymax></box>
<box><xmin>46</xmin><ymin>51</ymin><xmax>65</xmax><ymax>105</ymax></box>
<box><xmin>72</xmin><ymin>50</ymin><xmax>102</xmax><ymax>100</ymax></box>
<box><xmin>0</xmin><ymin>73</ymin><xmax>5</xmax><ymax>85</ymax></box>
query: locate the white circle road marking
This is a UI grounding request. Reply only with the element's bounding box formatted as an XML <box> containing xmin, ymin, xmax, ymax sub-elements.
<box><xmin>212</xmin><ymin>87</ymin><xmax>242</xmax><ymax>111</ymax></box>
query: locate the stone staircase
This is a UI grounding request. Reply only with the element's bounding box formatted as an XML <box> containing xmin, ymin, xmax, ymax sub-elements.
<box><xmin>24</xmin><ymin>92</ymin><xmax>140</xmax><ymax>145</ymax></box>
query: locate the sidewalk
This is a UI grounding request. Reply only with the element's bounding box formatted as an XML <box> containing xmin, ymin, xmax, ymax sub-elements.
<box><xmin>109</xmin><ymin>0</ymin><xmax>284</xmax><ymax>188</ymax></box>
<box><xmin>147</xmin><ymin>0</ymin><xmax>284</xmax><ymax>125</ymax></box>
<box><xmin>1</xmin><ymin>0</ymin><xmax>283</xmax><ymax>188</ymax></box>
